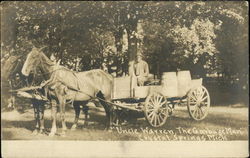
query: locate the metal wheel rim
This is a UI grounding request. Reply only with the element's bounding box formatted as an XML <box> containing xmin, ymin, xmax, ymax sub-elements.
<box><xmin>144</xmin><ymin>92</ymin><xmax>168</xmax><ymax>127</ymax></box>
<box><xmin>187</xmin><ymin>86</ymin><xmax>210</xmax><ymax>121</ymax></box>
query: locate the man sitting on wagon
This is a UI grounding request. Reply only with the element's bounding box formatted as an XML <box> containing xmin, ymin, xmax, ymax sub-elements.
<box><xmin>130</xmin><ymin>54</ymin><xmax>149</xmax><ymax>86</ymax></box>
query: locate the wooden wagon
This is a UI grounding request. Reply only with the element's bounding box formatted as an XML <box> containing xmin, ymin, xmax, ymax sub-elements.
<box><xmin>111</xmin><ymin>70</ymin><xmax>210</xmax><ymax>127</ymax></box>
<box><xmin>12</xmin><ymin>69</ymin><xmax>210</xmax><ymax>128</ymax></box>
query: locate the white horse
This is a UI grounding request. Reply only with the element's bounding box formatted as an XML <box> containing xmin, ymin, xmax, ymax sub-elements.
<box><xmin>21</xmin><ymin>47</ymin><xmax>114</xmax><ymax>136</ymax></box>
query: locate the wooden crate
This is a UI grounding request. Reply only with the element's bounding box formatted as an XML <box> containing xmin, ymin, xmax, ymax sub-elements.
<box><xmin>134</xmin><ymin>86</ymin><xmax>149</xmax><ymax>98</ymax></box>
<box><xmin>177</xmin><ymin>71</ymin><xmax>192</xmax><ymax>97</ymax></box>
<box><xmin>161</xmin><ymin>72</ymin><xmax>178</xmax><ymax>98</ymax></box>
<box><xmin>134</xmin><ymin>86</ymin><xmax>162</xmax><ymax>98</ymax></box>
<box><xmin>112</xmin><ymin>76</ymin><xmax>132</xmax><ymax>99</ymax></box>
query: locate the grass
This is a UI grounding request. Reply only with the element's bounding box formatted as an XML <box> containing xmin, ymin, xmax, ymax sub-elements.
<box><xmin>1</xmin><ymin>104</ymin><xmax>248</xmax><ymax>141</ymax></box>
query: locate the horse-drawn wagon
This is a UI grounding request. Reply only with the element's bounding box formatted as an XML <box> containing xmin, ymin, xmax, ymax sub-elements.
<box><xmin>15</xmin><ymin>49</ymin><xmax>210</xmax><ymax>136</ymax></box>
<box><xmin>111</xmin><ymin>71</ymin><xmax>210</xmax><ymax>127</ymax></box>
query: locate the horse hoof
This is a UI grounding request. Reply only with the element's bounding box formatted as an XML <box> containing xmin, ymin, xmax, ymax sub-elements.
<box><xmin>39</xmin><ymin>130</ymin><xmax>46</xmax><ymax>135</ymax></box>
<box><xmin>32</xmin><ymin>129</ymin><xmax>39</xmax><ymax>135</ymax></box>
<box><xmin>49</xmin><ymin>132</ymin><xmax>55</xmax><ymax>137</ymax></box>
<box><xmin>71</xmin><ymin>124</ymin><xmax>77</xmax><ymax>130</ymax></box>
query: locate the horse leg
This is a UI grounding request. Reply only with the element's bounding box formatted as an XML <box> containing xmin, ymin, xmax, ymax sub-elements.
<box><xmin>38</xmin><ymin>102</ymin><xmax>45</xmax><ymax>134</ymax></box>
<box><xmin>49</xmin><ymin>99</ymin><xmax>57</xmax><ymax>137</ymax></box>
<box><xmin>82</xmin><ymin>105</ymin><xmax>89</xmax><ymax>127</ymax></box>
<box><xmin>71</xmin><ymin>102</ymin><xmax>80</xmax><ymax>130</ymax></box>
<box><xmin>109</xmin><ymin>107</ymin><xmax>114</xmax><ymax>130</ymax></box>
<box><xmin>32</xmin><ymin>101</ymin><xmax>40</xmax><ymax>135</ymax></box>
<box><xmin>104</xmin><ymin>106</ymin><xmax>114</xmax><ymax>131</ymax></box>
<box><xmin>99</xmin><ymin>101</ymin><xmax>110</xmax><ymax>129</ymax></box>
<box><xmin>58</xmin><ymin>97</ymin><xmax>67</xmax><ymax>136</ymax></box>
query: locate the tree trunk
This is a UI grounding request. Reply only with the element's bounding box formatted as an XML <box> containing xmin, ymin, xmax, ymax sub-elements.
<box><xmin>114</xmin><ymin>27</ymin><xmax>124</xmax><ymax>76</ymax></box>
<box><xmin>127</xmin><ymin>26</ymin><xmax>138</xmax><ymax>76</ymax></box>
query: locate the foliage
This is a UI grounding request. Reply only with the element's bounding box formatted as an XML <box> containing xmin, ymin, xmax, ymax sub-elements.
<box><xmin>1</xmin><ymin>1</ymin><xmax>248</xmax><ymax>88</ymax></box>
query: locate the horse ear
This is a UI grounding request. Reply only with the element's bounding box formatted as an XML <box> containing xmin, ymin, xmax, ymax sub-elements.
<box><xmin>39</xmin><ymin>46</ymin><xmax>46</xmax><ymax>51</ymax></box>
<box><xmin>57</xmin><ymin>59</ymin><xmax>61</xmax><ymax>65</ymax></box>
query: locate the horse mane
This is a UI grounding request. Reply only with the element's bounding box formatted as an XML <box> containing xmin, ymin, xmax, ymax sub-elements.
<box><xmin>39</xmin><ymin>51</ymin><xmax>55</xmax><ymax>66</ymax></box>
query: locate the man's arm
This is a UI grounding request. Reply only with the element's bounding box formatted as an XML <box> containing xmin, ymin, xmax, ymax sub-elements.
<box><xmin>144</xmin><ymin>61</ymin><xmax>149</xmax><ymax>77</ymax></box>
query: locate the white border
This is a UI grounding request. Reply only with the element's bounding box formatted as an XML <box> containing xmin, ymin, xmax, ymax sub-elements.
<box><xmin>2</xmin><ymin>141</ymin><xmax>249</xmax><ymax>157</ymax></box>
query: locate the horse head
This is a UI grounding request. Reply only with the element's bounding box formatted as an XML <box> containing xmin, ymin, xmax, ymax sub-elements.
<box><xmin>21</xmin><ymin>47</ymin><xmax>41</xmax><ymax>76</ymax></box>
<box><xmin>21</xmin><ymin>46</ymin><xmax>50</xmax><ymax>77</ymax></box>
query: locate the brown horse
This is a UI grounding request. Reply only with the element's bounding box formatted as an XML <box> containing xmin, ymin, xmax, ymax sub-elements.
<box><xmin>21</xmin><ymin>47</ymin><xmax>114</xmax><ymax>136</ymax></box>
<box><xmin>1</xmin><ymin>55</ymin><xmax>27</xmax><ymax>110</ymax></box>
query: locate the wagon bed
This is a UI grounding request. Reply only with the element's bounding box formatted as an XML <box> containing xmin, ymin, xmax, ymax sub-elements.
<box><xmin>110</xmin><ymin>71</ymin><xmax>210</xmax><ymax>127</ymax></box>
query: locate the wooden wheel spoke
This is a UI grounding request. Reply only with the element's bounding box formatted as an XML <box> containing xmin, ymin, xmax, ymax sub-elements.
<box><xmin>189</xmin><ymin>95</ymin><xmax>196</xmax><ymax>102</ymax></box>
<box><xmin>200</xmin><ymin>89</ymin><xmax>206</xmax><ymax>99</ymax></box>
<box><xmin>150</xmin><ymin>114</ymin><xmax>155</xmax><ymax>123</ymax></box>
<box><xmin>200</xmin><ymin>96</ymin><xmax>208</xmax><ymax>102</ymax></box>
<box><xmin>193</xmin><ymin>107</ymin><xmax>198</xmax><ymax>117</ymax></box>
<box><xmin>194</xmin><ymin>90</ymin><xmax>199</xmax><ymax>100</ymax></box>
<box><xmin>147</xmin><ymin>103</ymin><xmax>154</xmax><ymax>109</ymax></box>
<box><xmin>149</xmin><ymin>98</ymin><xmax>155</xmax><ymax>106</ymax></box>
<box><xmin>155</xmin><ymin>95</ymin><xmax>159</xmax><ymax>104</ymax></box>
<box><xmin>195</xmin><ymin>108</ymin><xmax>200</xmax><ymax>118</ymax></box>
<box><xmin>154</xmin><ymin>115</ymin><xmax>158</xmax><ymax>125</ymax></box>
<box><xmin>188</xmin><ymin>86</ymin><xmax>210</xmax><ymax>121</ymax></box>
<box><xmin>157</xmin><ymin>96</ymin><xmax>163</xmax><ymax>105</ymax></box>
<box><xmin>148</xmin><ymin>111</ymin><xmax>154</xmax><ymax>118</ymax></box>
<box><xmin>201</xmin><ymin>105</ymin><xmax>208</xmax><ymax>112</ymax></box>
<box><xmin>145</xmin><ymin>93</ymin><xmax>168</xmax><ymax>127</ymax></box>
<box><xmin>156</xmin><ymin>115</ymin><xmax>161</xmax><ymax>125</ymax></box>
<box><xmin>199</xmin><ymin>107</ymin><xmax>204</xmax><ymax>116</ymax></box>
<box><xmin>154</xmin><ymin>94</ymin><xmax>157</xmax><ymax>103</ymax></box>
<box><xmin>147</xmin><ymin>108</ymin><xmax>154</xmax><ymax>112</ymax></box>
<box><xmin>190</xmin><ymin>94</ymin><xmax>197</xmax><ymax>102</ymax></box>
<box><xmin>198</xmin><ymin>108</ymin><xmax>202</xmax><ymax>119</ymax></box>
<box><xmin>197</xmin><ymin>88</ymin><xmax>203</xmax><ymax>99</ymax></box>
<box><xmin>159</xmin><ymin>100</ymin><xmax>166</xmax><ymax>107</ymax></box>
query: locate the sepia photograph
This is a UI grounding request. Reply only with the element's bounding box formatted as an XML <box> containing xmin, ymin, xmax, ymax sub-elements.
<box><xmin>1</xmin><ymin>1</ymin><xmax>249</xmax><ymax>157</ymax></box>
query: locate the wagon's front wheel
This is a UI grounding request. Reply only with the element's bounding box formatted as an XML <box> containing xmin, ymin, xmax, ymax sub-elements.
<box><xmin>187</xmin><ymin>86</ymin><xmax>210</xmax><ymax>121</ymax></box>
<box><xmin>144</xmin><ymin>92</ymin><xmax>168</xmax><ymax>127</ymax></box>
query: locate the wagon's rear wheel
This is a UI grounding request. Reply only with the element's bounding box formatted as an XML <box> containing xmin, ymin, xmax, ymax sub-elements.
<box><xmin>144</xmin><ymin>92</ymin><xmax>168</xmax><ymax>127</ymax></box>
<box><xmin>187</xmin><ymin>86</ymin><xmax>210</xmax><ymax>121</ymax></box>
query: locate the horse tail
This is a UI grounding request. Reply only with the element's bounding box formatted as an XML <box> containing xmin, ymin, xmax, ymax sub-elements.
<box><xmin>96</xmin><ymin>91</ymin><xmax>106</xmax><ymax>104</ymax></box>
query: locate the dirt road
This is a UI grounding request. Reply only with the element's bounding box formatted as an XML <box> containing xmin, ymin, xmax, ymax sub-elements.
<box><xmin>1</xmin><ymin>103</ymin><xmax>248</xmax><ymax>141</ymax></box>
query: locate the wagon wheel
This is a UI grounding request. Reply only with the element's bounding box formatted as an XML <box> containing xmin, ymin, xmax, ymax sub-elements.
<box><xmin>187</xmin><ymin>86</ymin><xmax>210</xmax><ymax>121</ymax></box>
<box><xmin>144</xmin><ymin>92</ymin><xmax>168</xmax><ymax>127</ymax></box>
